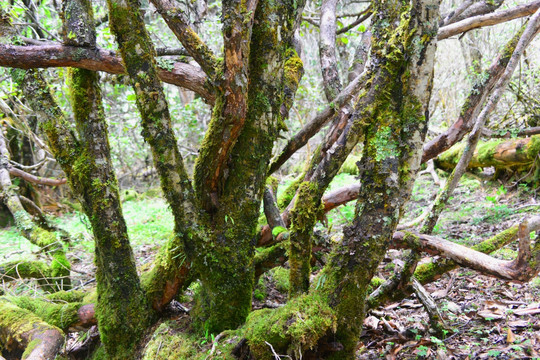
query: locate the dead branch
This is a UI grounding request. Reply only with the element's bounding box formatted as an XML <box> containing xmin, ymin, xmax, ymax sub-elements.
<box><xmin>392</xmin><ymin>216</ymin><xmax>540</xmax><ymax>282</ymax></box>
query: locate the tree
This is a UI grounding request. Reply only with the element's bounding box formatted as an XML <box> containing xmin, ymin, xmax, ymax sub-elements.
<box><xmin>0</xmin><ymin>0</ymin><xmax>540</xmax><ymax>359</ymax></box>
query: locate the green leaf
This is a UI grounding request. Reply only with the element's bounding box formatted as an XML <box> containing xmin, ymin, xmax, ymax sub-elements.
<box><xmin>272</xmin><ymin>226</ymin><xmax>287</xmax><ymax>237</ymax></box>
<box><xmin>358</xmin><ymin>24</ymin><xmax>366</xmax><ymax>32</ymax></box>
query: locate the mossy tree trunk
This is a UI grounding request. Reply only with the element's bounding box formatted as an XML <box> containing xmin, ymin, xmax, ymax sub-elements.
<box><xmin>313</xmin><ymin>1</ymin><xmax>440</xmax><ymax>357</ymax></box>
<box><xmin>190</xmin><ymin>0</ymin><xmax>305</xmax><ymax>332</ymax></box>
<box><xmin>243</xmin><ymin>1</ymin><xmax>441</xmax><ymax>358</ymax></box>
<box><xmin>16</xmin><ymin>1</ymin><xmax>152</xmax><ymax>357</ymax></box>
<box><xmin>106</xmin><ymin>0</ymin><xmax>305</xmax><ymax>334</ymax></box>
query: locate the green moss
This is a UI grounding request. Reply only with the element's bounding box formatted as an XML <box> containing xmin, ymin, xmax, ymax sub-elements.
<box><xmin>266</xmin><ymin>176</ymin><xmax>279</xmax><ymax>195</ymax></box>
<box><xmin>4</xmin><ymin>296</ymin><xmax>81</xmax><ymax>331</ymax></box>
<box><xmin>277</xmin><ymin>174</ymin><xmax>303</xmax><ymax>210</ymax></box>
<box><xmin>283</xmin><ymin>49</ymin><xmax>303</xmax><ymax>88</ymax></box>
<box><xmin>271</xmin><ymin>226</ymin><xmax>288</xmax><ymax>238</ymax></box>
<box><xmin>142</xmin><ymin>321</ymin><xmax>237</xmax><ymax>360</ymax></box>
<box><xmin>21</xmin><ymin>338</ymin><xmax>41</xmax><ymax>359</ymax></box>
<box><xmin>243</xmin><ymin>293</ymin><xmax>336</xmax><ymax>359</ymax></box>
<box><xmin>46</xmin><ymin>290</ymin><xmax>86</xmax><ymax>303</ymax></box>
<box><xmin>476</xmin><ymin>140</ymin><xmax>502</xmax><ymax>163</ymax></box>
<box><xmin>270</xmin><ymin>267</ymin><xmax>290</xmax><ymax>293</ymax></box>
<box><xmin>339</xmin><ymin>155</ymin><xmax>361</xmax><ymax>175</ymax></box>
<box><xmin>121</xmin><ymin>189</ymin><xmax>139</xmax><ymax>202</ymax></box>
<box><xmin>527</xmin><ymin>135</ymin><xmax>540</xmax><ymax>160</ymax></box>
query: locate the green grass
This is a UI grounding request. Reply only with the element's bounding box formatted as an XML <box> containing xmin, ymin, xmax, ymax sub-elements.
<box><xmin>0</xmin><ymin>197</ymin><xmax>174</xmax><ymax>262</ymax></box>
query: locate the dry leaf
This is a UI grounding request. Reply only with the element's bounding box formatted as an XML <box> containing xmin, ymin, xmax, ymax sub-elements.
<box><xmin>513</xmin><ymin>303</ymin><xmax>540</xmax><ymax>316</ymax></box>
<box><xmin>506</xmin><ymin>327</ymin><xmax>515</xmax><ymax>343</ymax></box>
<box><xmin>364</xmin><ymin>315</ymin><xmax>380</xmax><ymax>330</ymax></box>
<box><xmin>507</xmin><ymin>320</ymin><xmax>529</xmax><ymax>328</ymax></box>
<box><xmin>478</xmin><ymin>310</ymin><xmax>504</xmax><ymax>320</ymax></box>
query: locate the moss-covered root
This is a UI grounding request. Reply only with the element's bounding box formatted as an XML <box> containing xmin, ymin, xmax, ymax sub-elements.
<box><xmin>141</xmin><ymin>234</ymin><xmax>192</xmax><ymax>312</ymax></box>
<box><xmin>142</xmin><ymin>321</ymin><xmax>238</xmax><ymax>360</ymax></box>
<box><xmin>243</xmin><ymin>294</ymin><xmax>336</xmax><ymax>359</ymax></box>
<box><xmin>2</xmin><ymin>295</ymin><xmax>90</xmax><ymax>332</ymax></box>
<box><xmin>0</xmin><ymin>299</ymin><xmax>64</xmax><ymax>360</ymax></box>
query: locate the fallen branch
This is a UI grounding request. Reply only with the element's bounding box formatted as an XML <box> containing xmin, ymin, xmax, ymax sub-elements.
<box><xmin>392</xmin><ymin>216</ymin><xmax>540</xmax><ymax>282</ymax></box>
<box><xmin>436</xmin><ymin>135</ymin><xmax>540</xmax><ymax>171</ymax></box>
<box><xmin>0</xmin><ymin>300</ymin><xmax>64</xmax><ymax>360</ymax></box>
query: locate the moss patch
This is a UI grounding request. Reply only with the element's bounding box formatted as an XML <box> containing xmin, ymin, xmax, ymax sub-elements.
<box><xmin>243</xmin><ymin>294</ymin><xmax>336</xmax><ymax>359</ymax></box>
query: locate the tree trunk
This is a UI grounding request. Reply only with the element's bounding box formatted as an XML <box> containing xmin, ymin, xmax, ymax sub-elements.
<box><xmin>15</xmin><ymin>1</ymin><xmax>153</xmax><ymax>357</ymax></box>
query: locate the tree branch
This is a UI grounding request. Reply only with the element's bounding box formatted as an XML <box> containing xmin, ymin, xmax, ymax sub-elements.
<box><xmin>438</xmin><ymin>0</ymin><xmax>540</xmax><ymax>40</ymax></box>
<box><xmin>8</xmin><ymin>166</ymin><xmax>66</xmax><ymax>186</ymax></box>
<box><xmin>149</xmin><ymin>0</ymin><xmax>219</xmax><ymax>79</ymax></box>
<box><xmin>0</xmin><ymin>44</ymin><xmax>215</xmax><ymax>103</ymax></box>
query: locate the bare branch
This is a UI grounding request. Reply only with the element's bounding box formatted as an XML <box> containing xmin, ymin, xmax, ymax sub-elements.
<box><xmin>441</xmin><ymin>0</ymin><xmax>503</xmax><ymax>27</ymax></box>
<box><xmin>0</xmin><ymin>44</ymin><xmax>215</xmax><ymax>103</ymax></box>
<box><xmin>8</xmin><ymin>167</ymin><xmax>66</xmax><ymax>186</ymax></box>
<box><xmin>438</xmin><ymin>0</ymin><xmax>540</xmax><ymax>40</ymax></box>
<box><xmin>336</xmin><ymin>5</ymin><xmax>372</xmax><ymax>35</ymax></box>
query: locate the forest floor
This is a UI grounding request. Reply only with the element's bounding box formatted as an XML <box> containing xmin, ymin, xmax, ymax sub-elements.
<box><xmin>0</xmin><ymin>169</ymin><xmax>539</xmax><ymax>359</ymax></box>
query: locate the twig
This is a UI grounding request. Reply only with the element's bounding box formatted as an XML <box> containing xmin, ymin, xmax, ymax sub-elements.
<box><xmin>205</xmin><ymin>332</ymin><xmax>226</xmax><ymax>360</ymax></box>
<box><xmin>265</xmin><ymin>341</ymin><xmax>293</xmax><ymax>359</ymax></box>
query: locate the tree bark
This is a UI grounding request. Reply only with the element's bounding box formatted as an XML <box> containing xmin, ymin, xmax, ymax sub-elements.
<box><xmin>0</xmin><ymin>44</ymin><xmax>215</xmax><ymax>103</ymax></box>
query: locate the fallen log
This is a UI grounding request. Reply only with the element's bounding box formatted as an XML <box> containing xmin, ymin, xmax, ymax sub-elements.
<box><xmin>435</xmin><ymin>135</ymin><xmax>540</xmax><ymax>171</ymax></box>
<box><xmin>0</xmin><ymin>300</ymin><xmax>64</xmax><ymax>360</ymax></box>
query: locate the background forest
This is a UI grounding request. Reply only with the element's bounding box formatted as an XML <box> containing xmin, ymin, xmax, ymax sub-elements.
<box><xmin>0</xmin><ymin>0</ymin><xmax>540</xmax><ymax>359</ymax></box>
